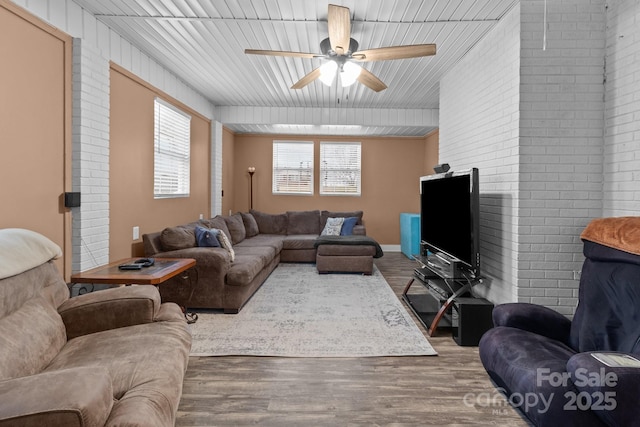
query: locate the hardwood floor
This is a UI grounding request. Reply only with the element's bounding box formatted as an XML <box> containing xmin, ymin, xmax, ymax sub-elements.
<box><xmin>176</xmin><ymin>253</ymin><xmax>529</xmax><ymax>426</ymax></box>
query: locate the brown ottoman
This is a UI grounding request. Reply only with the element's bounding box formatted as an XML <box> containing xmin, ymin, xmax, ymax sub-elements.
<box><xmin>316</xmin><ymin>243</ymin><xmax>377</xmax><ymax>275</ymax></box>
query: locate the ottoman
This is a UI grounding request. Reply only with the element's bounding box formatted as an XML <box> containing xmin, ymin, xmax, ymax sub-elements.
<box><xmin>314</xmin><ymin>236</ymin><xmax>383</xmax><ymax>275</ymax></box>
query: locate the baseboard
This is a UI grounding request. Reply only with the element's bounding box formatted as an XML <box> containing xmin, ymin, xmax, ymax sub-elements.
<box><xmin>380</xmin><ymin>244</ymin><xmax>401</xmax><ymax>252</ymax></box>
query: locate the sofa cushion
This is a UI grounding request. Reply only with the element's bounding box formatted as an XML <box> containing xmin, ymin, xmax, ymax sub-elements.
<box><xmin>223</xmin><ymin>213</ymin><xmax>246</xmax><ymax>245</ymax></box>
<box><xmin>250</xmin><ymin>209</ymin><xmax>288</xmax><ymax>235</ymax></box>
<box><xmin>286</xmin><ymin>210</ymin><xmax>320</xmax><ymax>235</ymax></box>
<box><xmin>241</xmin><ymin>212</ymin><xmax>259</xmax><ymax>237</ymax></box>
<box><xmin>320</xmin><ymin>210</ymin><xmax>363</xmax><ymax>229</ymax></box>
<box><xmin>234</xmin><ymin>234</ymin><xmax>285</xmax><ymax>252</ymax></box>
<box><xmin>226</xmin><ymin>247</ymin><xmax>276</xmax><ymax>286</ymax></box>
<box><xmin>160</xmin><ymin>226</ymin><xmax>196</xmax><ymax>251</ymax></box>
<box><xmin>0</xmin><ymin>297</ymin><xmax>66</xmax><ymax>381</ymax></box>
<box><xmin>282</xmin><ymin>235</ymin><xmax>318</xmax><ymax>250</ymax></box>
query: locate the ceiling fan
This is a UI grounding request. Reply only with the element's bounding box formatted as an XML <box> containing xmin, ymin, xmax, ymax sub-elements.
<box><xmin>245</xmin><ymin>4</ymin><xmax>436</xmax><ymax>92</ymax></box>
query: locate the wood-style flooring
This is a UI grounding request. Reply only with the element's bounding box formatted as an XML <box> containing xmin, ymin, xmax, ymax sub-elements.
<box><xmin>176</xmin><ymin>252</ymin><xmax>529</xmax><ymax>426</ymax></box>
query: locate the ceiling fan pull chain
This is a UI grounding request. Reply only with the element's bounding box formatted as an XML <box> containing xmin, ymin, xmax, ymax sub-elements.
<box><xmin>543</xmin><ymin>0</ymin><xmax>548</xmax><ymax>51</ymax></box>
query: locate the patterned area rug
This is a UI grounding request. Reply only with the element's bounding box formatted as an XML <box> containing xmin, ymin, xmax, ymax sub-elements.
<box><xmin>189</xmin><ymin>263</ymin><xmax>437</xmax><ymax>357</ymax></box>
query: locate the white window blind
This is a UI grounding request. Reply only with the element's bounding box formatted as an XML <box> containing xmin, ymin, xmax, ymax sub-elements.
<box><xmin>272</xmin><ymin>141</ymin><xmax>314</xmax><ymax>195</ymax></box>
<box><xmin>154</xmin><ymin>98</ymin><xmax>191</xmax><ymax>198</ymax></box>
<box><xmin>320</xmin><ymin>142</ymin><xmax>361</xmax><ymax>196</ymax></box>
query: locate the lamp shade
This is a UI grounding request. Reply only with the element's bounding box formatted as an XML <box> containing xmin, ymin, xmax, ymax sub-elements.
<box><xmin>319</xmin><ymin>61</ymin><xmax>338</xmax><ymax>86</ymax></box>
<box><xmin>340</xmin><ymin>62</ymin><xmax>362</xmax><ymax>87</ymax></box>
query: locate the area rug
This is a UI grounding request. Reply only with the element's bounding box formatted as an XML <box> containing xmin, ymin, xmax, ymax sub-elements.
<box><xmin>188</xmin><ymin>263</ymin><xmax>437</xmax><ymax>357</ymax></box>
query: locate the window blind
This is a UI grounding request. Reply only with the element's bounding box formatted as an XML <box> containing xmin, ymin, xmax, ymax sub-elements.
<box><xmin>320</xmin><ymin>142</ymin><xmax>361</xmax><ymax>196</ymax></box>
<box><xmin>154</xmin><ymin>98</ymin><xmax>191</xmax><ymax>198</ymax></box>
<box><xmin>272</xmin><ymin>141</ymin><xmax>314</xmax><ymax>195</ymax></box>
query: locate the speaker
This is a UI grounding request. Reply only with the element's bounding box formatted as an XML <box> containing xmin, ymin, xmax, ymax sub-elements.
<box><xmin>451</xmin><ymin>297</ymin><xmax>494</xmax><ymax>346</ymax></box>
<box><xmin>64</xmin><ymin>192</ymin><xmax>81</xmax><ymax>208</ymax></box>
<box><xmin>433</xmin><ymin>163</ymin><xmax>450</xmax><ymax>174</ymax></box>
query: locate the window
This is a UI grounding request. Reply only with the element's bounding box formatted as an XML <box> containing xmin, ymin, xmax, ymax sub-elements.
<box><xmin>154</xmin><ymin>98</ymin><xmax>191</xmax><ymax>198</ymax></box>
<box><xmin>272</xmin><ymin>141</ymin><xmax>314</xmax><ymax>195</ymax></box>
<box><xmin>320</xmin><ymin>142</ymin><xmax>361</xmax><ymax>196</ymax></box>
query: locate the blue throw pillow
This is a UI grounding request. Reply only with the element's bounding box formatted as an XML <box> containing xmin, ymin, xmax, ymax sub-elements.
<box><xmin>195</xmin><ymin>226</ymin><xmax>220</xmax><ymax>247</ymax></box>
<box><xmin>340</xmin><ymin>217</ymin><xmax>359</xmax><ymax>236</ymax></box>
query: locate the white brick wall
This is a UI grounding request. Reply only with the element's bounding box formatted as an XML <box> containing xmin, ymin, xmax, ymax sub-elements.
<box><xmin>517</xmin><ymin>0</ymin><xmax>605</xmax><ymax>315</ymax></box>
<box><xmin>441</xmin><ymin>1</ymin><xmax>607</xmax><ymax>316</ymax></box>
<box><xmin>604</xmin><ymin>0</ymin><xmax>640</xmax><ymax>216</ymax></box>
<box><xmin>440</xmin><ymin>4</ymin><xmax>522</xmax><ymax>305</ymax></box>
<box><xmin>72</xmin><ymin>38</ymin><xmax>110</xmax><ymax>272</ymax></box>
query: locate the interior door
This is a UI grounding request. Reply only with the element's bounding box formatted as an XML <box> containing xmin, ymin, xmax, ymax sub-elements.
<box><xmin>0</xmin><ymin>1</ymin><xmax>72</xmax><ymax>278</ymax></box>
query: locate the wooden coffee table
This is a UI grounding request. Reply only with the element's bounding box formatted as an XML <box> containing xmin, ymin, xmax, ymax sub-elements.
<box><xmin>70</xmin><ymin>257</ymin><xmax>195</xmax><ymax>286</ymax></box>
<box><xmin>70</xmin><ymin>257</ymin><xmax>197</xmax><ymax>323</ymax></box>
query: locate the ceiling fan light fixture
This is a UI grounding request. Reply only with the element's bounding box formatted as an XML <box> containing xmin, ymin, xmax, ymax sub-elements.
<box><xmin>319</xmin><ymin>61</ymin><xmax>338</xmax><ymax>86</ymax></box>
<box><xmin>340</xmin><ymin>62</ymin><xmax>362</xmax><ymax>87</ymax></box>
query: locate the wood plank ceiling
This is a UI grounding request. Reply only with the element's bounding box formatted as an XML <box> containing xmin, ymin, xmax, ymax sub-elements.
<box><xmin>73</xmin><ymin>0</ymin><xmax>519</xmax><ymax>136</ymax></box>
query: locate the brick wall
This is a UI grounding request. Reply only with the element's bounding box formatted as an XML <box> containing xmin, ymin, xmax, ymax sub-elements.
<box><xmin>441</xmin><ymin>1</ymin><xmax>607</xmax><ymax>316</ymax></box>
<box><xmin>72</xmin><ymin>38</ymin><xmax>110</xmax><ymax>272</ymax></box>
<box><xmin>440</xmin><ymin>4</ymin><xmax>522</xmax><ymax>305</ymax></box>
<box><xmin>517</xmin><ymin>0</ymin><xmax>605</xmax><ymax>315</ymax></box>
<box><xmin>604</xmin><ymin>0</ymin><xmax>640</xmax><ymax>216</ymax></box>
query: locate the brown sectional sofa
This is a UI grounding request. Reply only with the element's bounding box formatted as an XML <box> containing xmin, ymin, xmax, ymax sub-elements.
<box><xmin>143</xmin><ymin>209</ymin><xmax>367</xmax><ymax>313</ymax></box>
<box><xmin>0</xmin><ymin>228</ymin><xmax>191</xmax><ymax>427</ymax></box>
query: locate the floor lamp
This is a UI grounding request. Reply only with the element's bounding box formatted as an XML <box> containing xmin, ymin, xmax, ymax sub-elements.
<box><xmin>248</xmin><ymin>167</ymin><xmax>255</xmax><ymax>210</ymax></box>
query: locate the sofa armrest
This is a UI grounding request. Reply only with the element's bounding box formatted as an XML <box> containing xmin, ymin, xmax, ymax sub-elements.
<box><xmin>0</xmin><ymin>367</ymin><xmax>113</xmax><ymax>427</ymax></box>
<box><xmin>567</xmin><ymin>352</ymin><xmax>640</xmax><ymax>427</ymax></box>
<box><xmin>492</xmin><ymin>302</ymin><xmax>572</xmax><ymax>345</ymax></box>
<box><xmin>58</xmin><ymin>285</ymin><xmax>162</xmax><ymax>340</ymax></box>
<box><xmin>353</xmin><ymin>225</ymin><xmax>366</xmax><ymax>236</ymax></box>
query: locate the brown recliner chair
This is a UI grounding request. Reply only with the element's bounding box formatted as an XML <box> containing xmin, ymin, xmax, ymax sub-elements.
<box><xmin>0</xmin><ymin>228</ymin><xmax>191</xmax><ymax>426</ymax></box>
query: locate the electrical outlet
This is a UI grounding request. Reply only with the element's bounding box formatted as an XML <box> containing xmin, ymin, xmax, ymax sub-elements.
<box><xmin>573</xmin><ymin>270</ymin><xmax>581</xmax><ymax>280</ymax></box>
<box><xmin>199</xmin><ymin>213</ymin><xmax>204</xmax><ymax>220</ymax></box>
<box><xmin>133</xmin><ymin>226</ymin><xmax>140</xmax><ymax>240</ymax></box>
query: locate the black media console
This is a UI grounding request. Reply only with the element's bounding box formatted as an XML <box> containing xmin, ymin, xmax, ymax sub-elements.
<box><xmin>401</xmin><ymin>253</ymin><xmax>493</xmax><ymax>345</ymax></box>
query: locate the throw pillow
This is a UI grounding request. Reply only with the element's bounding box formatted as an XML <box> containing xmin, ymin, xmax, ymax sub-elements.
<box><xmin>241</xmin><ymin>212</ymin><xmax>259</xmax><ymax>237</ymax></box>
<box><xmin>340</xmin><ymin>217</ymin><xmax>359</xmax><ymax>236</ymax></box>
<box><xmin>223</xmin><ymin>213</ymin><xmax>246</xmax><ymax>245</ymax></box>
<box><xmin>321</xmin><ymin>217</ymin><xmax>344</xmax><ymax>236</ymax></box>
<box><xmin>217</xmin><ymin>230</ymin><xmax>235</xmax><ymax>262</ymax></box>
<box><xmin>160</xmin><ymin>226</ymin><xmax>196</xmax><ymax>251</ymax></box>
<box><xmin>195</xmin><ymin>226</ymin><xmax>220</xmax><ymax>247</ymax></box>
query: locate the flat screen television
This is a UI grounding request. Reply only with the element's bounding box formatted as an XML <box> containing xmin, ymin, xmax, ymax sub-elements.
<box><xmin>420</xmin><ymin>168</ymin><xmax>480</xmax><ymax>278</ymax></box>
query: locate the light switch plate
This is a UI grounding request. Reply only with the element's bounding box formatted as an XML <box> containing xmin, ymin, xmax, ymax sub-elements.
<box><xmin>133</xmin><ymin>226</ymin><xmax>140</xmax><ymax>240</ymax></box>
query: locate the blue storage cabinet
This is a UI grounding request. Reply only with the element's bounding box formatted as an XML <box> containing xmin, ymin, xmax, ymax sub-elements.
<box><xmin>400</xmin><ymin>213</ymin><xmax>420</xmax><ymax>259</ymax></box>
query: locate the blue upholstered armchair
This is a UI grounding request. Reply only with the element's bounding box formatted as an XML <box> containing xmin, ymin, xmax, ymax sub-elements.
<box><xmin>479</xmin><ymin>217</ymin><xmax>640</xmax><ymax>427</ymax></box>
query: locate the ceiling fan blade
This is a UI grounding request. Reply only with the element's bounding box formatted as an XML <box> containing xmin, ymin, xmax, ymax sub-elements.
<box><xmin>245</xmin><ymin>49</ymin><xmax>318</xmax><ymax>59</ymax></box>
<box><xmin>291</xmin><ymin>67</ymin><xmax>322</xmax><ymax>89</ymax></box>
<box><xmin>353</xmin><ymin>44</ymin><xmax>436</xmax><ymax>62</ymax></box>
<box><xmin>357</xmin><ymin>68</ymin><xmax>387</xmax><ymax>92</ymax></box>
<box><xmin>328</xmin><ymin>4</ymin><xmax>351</xmax><ymax>55</ymax></box>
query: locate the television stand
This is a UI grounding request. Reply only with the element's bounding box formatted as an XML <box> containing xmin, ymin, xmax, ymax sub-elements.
<box><xmin>402</xmin><ymin>254</ymin><xmax>482</xmax><ymax>337</ymax></box>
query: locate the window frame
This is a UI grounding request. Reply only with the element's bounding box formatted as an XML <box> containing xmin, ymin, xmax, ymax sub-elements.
<box><xmin>153</xmin><ymin>97</ymin><xmax>191</xmax><ymax>199</ymax></box>
<box><xmin>319</xmin><ymin>141</ymin><xmax>362</xmax><ymax>196</ymax></box>
<box><xmin>272</xmin><ymin>140</ymin><xmax>315</xmax><ymax>196</ymax></box>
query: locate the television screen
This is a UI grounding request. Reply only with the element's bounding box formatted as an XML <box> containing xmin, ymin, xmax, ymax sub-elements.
<box><xmin>420</xmin><ymin>168</ymin><xmax>480</xmax><ymax>277</ymax></box>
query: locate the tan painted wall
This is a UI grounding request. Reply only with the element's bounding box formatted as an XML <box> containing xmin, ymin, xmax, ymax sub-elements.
<box><xmin>0</xmin><ymin>1</ymin><xmax>72</xmax><ymax>278</ymax></box>
<box><xmin>230</xmin><ymin>134</ymin><xmax>437</xmax><ymax>244</ymax></box>
<box><xmin>424</xmin><ymin>129</ymin><xmax>439</xmax><ymax>175</ymax></box>
<box><xmin>221</xmin><ymin>127</ymin><xmax>235</xmax><ymax>216</ymax></box>
<box><xmin>109</xmin><ymin>65</ymin><xmax>211</xmax><ymax>260</ymax></box>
